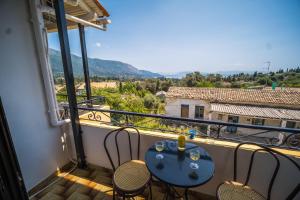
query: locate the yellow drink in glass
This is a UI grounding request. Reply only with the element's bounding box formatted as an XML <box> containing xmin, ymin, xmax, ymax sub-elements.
<box><xmin>189</xmin><ymin>149</ymin><xmax>201</xmax><ymax>169</ymax></box>
<box><xmin>177</xmin><ymin>134</ymin><xmax>186</xmax><ymax>151</ymax></box>
<box><xmin>155</xmin><ymin>144</ymin><xmax>164</xmax><ymax>152</ymax></box>
<box><xmin>190</xmin><ymin>150</ymin><xmax>200</xmax><ymax>161</ymax></box>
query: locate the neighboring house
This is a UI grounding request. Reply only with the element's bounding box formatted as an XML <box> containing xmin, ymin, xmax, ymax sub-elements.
<box><xmin>155</xmin><ymin>91</ymin><xmax>167</xmax><ymax>101</ymax></box>
<box><xmin>165</xmin><ymin>87</ymin><xmax>300</xmax><ymax>139</ymax></box>
<box><xmin>76</xmin><ymin>83</ymin><xmax>86</xmax><ymax>95</ymax></box>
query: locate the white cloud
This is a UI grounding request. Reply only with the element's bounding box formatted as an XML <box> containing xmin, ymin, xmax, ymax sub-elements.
<box><xmin>95</xmin><ymin>42</ymin><xmax>101</xmax><ymax>47</ymax></box>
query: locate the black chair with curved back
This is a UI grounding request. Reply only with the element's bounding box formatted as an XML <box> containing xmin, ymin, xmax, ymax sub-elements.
<box><xmin>217</xmin><ymin>142</ymin><xmax>300</xmax><ymax>200</ymax></box>
<box><xmin>104</xmin><ymin>127</ymin><xmax>152</xmax><ymax>200</ymax></box>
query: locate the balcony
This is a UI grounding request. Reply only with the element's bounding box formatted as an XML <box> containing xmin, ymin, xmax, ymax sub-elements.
<box><xmin>1</xmin><ymin>0</ymin><xmax>300</xmax><ymax>200</ymax></box>
<box><xmin>2</xmin><ymin>83</ymin><xmax>300</xmax><ymax>199</ymax></box>
<box><xmin>23</xmin><ymin>100</ymin><xmax>299</xmax><ymax>200</ymax></box>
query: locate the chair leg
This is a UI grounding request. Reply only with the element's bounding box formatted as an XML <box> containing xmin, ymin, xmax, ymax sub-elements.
<box><xmin>149</xmin><ymin>184</ymin><xmax>152</xmax><ymax>200</ymax></box>
<box><xmin>164</xmin><ymin>184</ymin><xmax>170</xmax><ymax>200</ymax></box>
<box><xmin>184</xmin><ymin>188</ymin><xmax>189</xmax><ymax>200</ymax></box>
<box><xmin>113</xmin><ymin>187</ymin><xmax>116</xmax><ymax>200</ymax></box>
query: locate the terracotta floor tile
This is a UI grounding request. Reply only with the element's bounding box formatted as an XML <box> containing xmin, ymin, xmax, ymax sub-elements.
<box><xmin>66</xmin><ymin>192</ymin><xmax>91</xmax><ymax>200</ymax></box>
<box><xmin>31</xmin><ymin>164</ymin><xmax>214</xmax><ymax>200</ymax></box>
<box><xmin>39</xmin><ymin>193</ymin><xmax>64</xmax><ymax>200</ymax></box>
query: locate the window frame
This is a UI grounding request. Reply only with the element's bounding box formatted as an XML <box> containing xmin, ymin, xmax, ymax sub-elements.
<box><xmin>180</xmin><ymin>104</ymin><xmax>189</xmax><ymax>118</ymax></box>
<box><xmin>227</xmin><ymin>115</ymin><xmax>239</xmax><ymax>133</ymax></box>
<box><xmin>218</xmin><ymin>114</ymin><xmax>223</xmax><ymax>121</ymax></box>
<box><xmin>194</xmin><ymin>105</ymin><xmax>205</xmax><ymax>119</ymax></box>
<box><xmin>228</xmin><ymin>115</ymin><xmax>239</xmax><ymax>123</ymax></box>
<box><xmin>252</xmin><ymin>118</ymin><xmax>265</xmax><ymax>126</ymax></box>
<box><xmin>286</xmin><ymin>121</ymin><xmax>296</xmax><ymax>128</ymax></box>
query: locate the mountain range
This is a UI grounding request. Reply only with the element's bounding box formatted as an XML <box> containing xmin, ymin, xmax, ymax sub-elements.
<box><xmin>50</xmin><ymin>49</ymin><xmax>257</xmax><ymax>79</ymax></box>
<box><xmin>49</xmin><ymin>49</ymin><xmax>163</xmax><ymax>78</ymax></box>
<box><xmin>161</xmin><ymin>70</ymin><xmax>256</xmax><ymax>79</ymax></box>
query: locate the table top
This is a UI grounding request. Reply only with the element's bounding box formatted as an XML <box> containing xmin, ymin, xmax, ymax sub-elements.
<box><xmin>145</xmin><ymin>140</ymin><xmax>214</xmax><ymax>188</ymax></box>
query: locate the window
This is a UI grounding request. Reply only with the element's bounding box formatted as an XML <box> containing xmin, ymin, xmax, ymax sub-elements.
<box><xmin>218</xmin><ymin>114</ymin><xmax>223</xmax><ymax>120</ymax></box>
<box><xmin>228</xmin><ymin>115</ymin><xmax>239</xmax><ymax>123</ymax></box>
<box><xmin>252</xmin><ymin>118</ymin><xmax>265</xmax><ymax>126</ymax></box>
<box><xmin>194</xmin><ymin>106</ymin><xmax>204</xmax><ymax>119</ymax></box>
<box><xmin>286</xmin><ymin>121</ymin><xmax>296</xmax><ymax>128</ymax></box>
<box><xmin>227</xmin><ymin>115</ymin><xmax>239</xmax><ymax>133</ymax></box>
<box><xmin>181</xmin><ymin>104</ymin><xmax>189</xmax><ymax>118</ymax></box>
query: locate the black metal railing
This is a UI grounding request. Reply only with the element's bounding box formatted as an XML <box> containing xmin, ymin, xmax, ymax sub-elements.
<box><xmin>56</xmin><ymin>93</ymin><xmax>105</xmax><ymax>104</ymax></box>
<box><xmin>57</xmin><ymin>94</ymin><xmax>105</xmax><ymax>120</ymax></box>
<box><xmin>61</xmin><ymin>102</ymin><xmax>300</xmax><ymax>150</ymax></box>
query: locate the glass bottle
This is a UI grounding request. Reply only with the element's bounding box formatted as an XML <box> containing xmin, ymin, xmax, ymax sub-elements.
<box><xmin>177</xmin><ymin>126</ymin><xmax>186</xmax><ymax>151</ymax></box>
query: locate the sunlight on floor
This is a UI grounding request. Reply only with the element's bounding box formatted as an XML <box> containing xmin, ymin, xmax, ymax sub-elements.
<box><xmin>30</xmin><ymin>164</ymin><xmax>214</xmax><ymax>200</ymax></box>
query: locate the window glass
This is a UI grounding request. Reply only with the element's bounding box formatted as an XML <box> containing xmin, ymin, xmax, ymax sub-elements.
<box><xmin>252</xmin><ymin>118</ymin><xmax>265</xmax><ymax>126</ymax></box>
<box><xmin>228</xmin><ymin>115</ymin><xmax>239</xmax><ymax>123</ymax></box>
<box><xmin>195</xmin><ymin>106</ymin><xmax>204</xmax><ymax>119</ymax></box>
<box><xmin>286</xmin><ymin>121</ymin><xmax>296</xmax><ymax>128</ymax></box>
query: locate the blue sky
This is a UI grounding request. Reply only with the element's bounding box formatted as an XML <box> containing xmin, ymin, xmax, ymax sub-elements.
<box><xmin>48</xmin><ymin>0</ymin><xmax>300</xmax><ymax>73</ymax></box>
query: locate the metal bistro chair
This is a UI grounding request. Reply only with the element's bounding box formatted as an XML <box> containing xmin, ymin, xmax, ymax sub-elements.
<box><xmin>104</xmin><ymin>127</ymin><xmax>152</xmax><ymax>200</ymax></box>
<box><xmin>217</xmin><ymin>142</ymin><xmax>300</xmax><ymax>200</ymax></box>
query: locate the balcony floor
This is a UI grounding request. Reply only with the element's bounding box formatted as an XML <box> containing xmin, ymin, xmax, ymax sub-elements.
<box><xmin>30</xmin><ymin>164</ymin><xmax>215</xmax><ymax>200</ymax></box>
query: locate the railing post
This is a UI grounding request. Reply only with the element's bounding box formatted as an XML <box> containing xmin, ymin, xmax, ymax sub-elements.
<box><xmin>217</xmin><ymin>125</ymin><xmax>222</xmax><ymax>138</ymax></box>
<box><xmin>78</xmin><ymin>24</ymin><xmax>92</xmax><ymax>108</ymax></box>
<box><xmin>125</xmin><ymin>115</ymin><xmax>129</xmax><ymax>126</ymax></box>
<box><xmin>54</xmin><ymin>0</ymin><xmax>86</xmax><ymax>168</ymax></box>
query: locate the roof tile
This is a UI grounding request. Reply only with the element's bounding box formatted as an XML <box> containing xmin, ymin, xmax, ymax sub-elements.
<box><xmin>166</xmin><ymin>87</ymin><xmax>300</xmax><ymax>107</ymax></box>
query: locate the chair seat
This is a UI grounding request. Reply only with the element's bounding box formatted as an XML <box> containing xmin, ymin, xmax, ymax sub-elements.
<box><xmin>113</xmin><ymin>160</ymin><xmax>151</xmax><ymax>192</ymax></box>
<box><xmin>217</xmin><ymin>181</ymin><xmax>266</xmax><ymax>200</ymax></box>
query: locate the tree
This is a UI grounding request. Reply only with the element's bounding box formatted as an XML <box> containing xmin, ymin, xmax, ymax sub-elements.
<box><xmin>119</xmin><ymin>82</ymin><xmax>123</xmax><ymax>93</ymax></box>
<box><xmin>183</xmin><ymin>72</ymin><xmax>204</xmax><ymax>87</ymax></box>
<box><xmin>216</xmin><ymin>74</ymin><xmax>222</xmax><ymax>81</ymax></box>
<box><xmin>123</xmin><ymin>81</ymin><xmax>137</xmax><ymax>94</ymax></box>
<box><xmin>197</xmin><ymin>81</ymin><xmax>214</xmax><ymax>87</ymax></box>
<box><xmin>253</xmin><ymin>71</ymin><xmax>258</xmax><ymax>78</ymax></box>
<box><xmin>161</xmin><ymin>80</ymin><xmax>172</xmax><ymax>91</ymax></box>
<box><xmin>257</xmin><ymin>77</ymin><xmax>272</xmax><ymax>86</ymax></box>
<box><xmin>145</xmin><ymin>80</ymin><xmax>156</xmax><ymax>94</ymax></box>
<box><xmin>143</xmin><ymin>94</ymin><xmax>158</xmax><ymax>109</ymax></box>
<box><xmin>155</xmin><ymin>79</ymin><xmax>160</xmax><ymax>92</ymax></box>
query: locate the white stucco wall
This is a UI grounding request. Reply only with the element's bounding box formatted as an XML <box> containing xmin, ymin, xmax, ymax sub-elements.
<box><xmin>165</xmin><ymin>98</ymin><xmax>211</xmax><ymax>119</ymax></box>
<box><xmin>166</xmin><ymin>98</ymin><xmax>290</xmax><ymax>126</ymax></box>
<box><xmin>165</xmin><ymin>98</ymin><xmax>298</xmax><ymax>141</ymax></box>
<box><xmin>0</xmin><ymin>0</ymin><xmax>70</xmax><ymax>190</ymax></box>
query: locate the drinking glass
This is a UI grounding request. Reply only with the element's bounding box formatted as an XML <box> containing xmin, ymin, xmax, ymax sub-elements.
<box><xmin>189</xmin><ymin>149</ymin><xmax>200</xmax><ymax>169</ymax></box>
<box><xmin>155</xmin><ymin>141</ymin><xmax>165</xmax><ymax>159</ymax></box>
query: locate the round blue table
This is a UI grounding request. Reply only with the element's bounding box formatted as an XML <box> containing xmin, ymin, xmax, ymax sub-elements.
<box><xmin>145</xmin><ymin>140</ymin><xmax>214</xmax><ymax>199</ymax></box>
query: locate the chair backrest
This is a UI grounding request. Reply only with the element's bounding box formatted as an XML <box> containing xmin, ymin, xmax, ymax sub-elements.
<box><xmin>233</xmin><ymin>142</ymin><xmax>300</xmax><ymax>200</ymax></box>
<box><xmin>104</xmin><ymin>127</ymin><xmax>141</xmax><ymax>171</ymax></box>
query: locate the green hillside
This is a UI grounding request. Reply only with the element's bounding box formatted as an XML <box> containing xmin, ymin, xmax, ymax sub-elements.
<box><xmin>49</xmin><ymin>49</ymin><xmax>162</xmax><ymax>78</ymax></box>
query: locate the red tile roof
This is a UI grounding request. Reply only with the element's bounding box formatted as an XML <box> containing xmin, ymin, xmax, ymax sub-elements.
<box><xmin>166</xmin><ymin>87</ymin><xmax>300</xmax><ymax>108</ymax></box>
<box><xmin>211</xmin><ymin>103</ymin><xmax>300</xmax><ymax>120</ymax></box>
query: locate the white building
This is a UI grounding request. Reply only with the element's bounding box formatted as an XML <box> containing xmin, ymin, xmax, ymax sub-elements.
<box><xmin>166</xmin><ymin>87</ymin><xmax>300</xmax><ymax>136</ymax></box>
